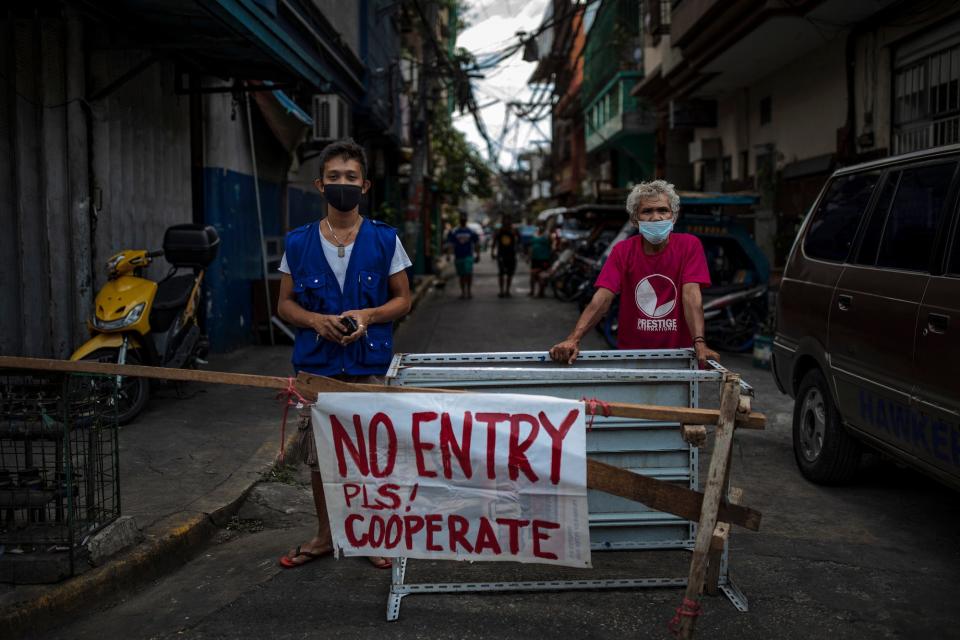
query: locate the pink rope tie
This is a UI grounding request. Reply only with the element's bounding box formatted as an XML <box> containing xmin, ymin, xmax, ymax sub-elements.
<box><xmin>276</xmin><ymin>377</ymin><xmax>310</xmax><ymax>464</ymax></box>
<box><xmin>667</xmin><ymin>597</ymin><xmax>702</xmax><ymax>637</ymax></box>
<box><xmin>581</xmin><ymin>397</ymin><xmax>612</xmax><ymax>431</ymax></box>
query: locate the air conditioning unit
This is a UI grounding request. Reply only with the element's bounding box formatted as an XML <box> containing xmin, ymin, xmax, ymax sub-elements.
<box><xmin>312</xmin><ymin>94</ymin><xmax>351</xmax><ymax>141</ymax></box>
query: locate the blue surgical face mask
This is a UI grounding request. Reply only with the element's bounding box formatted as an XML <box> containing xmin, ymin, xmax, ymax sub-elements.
<box><xmin>637</xmin><ymin>218</ymin><xmax>674</xmax><ymax>245</ymax></box>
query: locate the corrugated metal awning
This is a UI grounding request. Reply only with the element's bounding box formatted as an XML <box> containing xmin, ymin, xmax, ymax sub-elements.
<box><xmin>90</xmin><ymin>0</ymin><xmax>364</xmax><ymax>97</ymax></box>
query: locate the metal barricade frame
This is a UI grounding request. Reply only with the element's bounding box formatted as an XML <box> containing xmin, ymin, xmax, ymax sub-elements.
<box><xmin>383</xmin><ymin>349</ymin><xmax>748</xmax><ymax>621</ymax></box>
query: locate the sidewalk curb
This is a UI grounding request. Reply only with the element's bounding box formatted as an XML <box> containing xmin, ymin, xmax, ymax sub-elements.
<box><xmin>3</xmin><ymin>278</ymin><xmax>436</xmax><ymax>637</ymax></box>
<box><xmin>410</xmin><ymin>275</ymin><xmax>438</xmax><ymax>313</ymax></box>
<box><xmin>1</xmin><ymin>428</ymin><xmax>300</xmax><ymax>639</ymax></box>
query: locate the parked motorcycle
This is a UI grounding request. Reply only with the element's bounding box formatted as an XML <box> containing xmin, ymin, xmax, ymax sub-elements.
<box><xmin>598</xmin><ymin>283</ymin><xmax>767</xmax><ymax>351</ymax></box>
<box><xmin>552</xmin><ymin>253</ymin><xmax>599</xmax><ymax>302</ymax></box>
<box><xmin>702</xmin><ymin>283</ymin><xmax>767</xmax><ymax>351</ymax></box>
<box><xmin>70</xmin><ymin>224</ymin><xmax>220</xmax><ymax>424</ymax></box>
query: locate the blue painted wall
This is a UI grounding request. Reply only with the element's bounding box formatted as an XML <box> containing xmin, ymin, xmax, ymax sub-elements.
<box><xmin>203</xmin><ymin>167</ymin><xmax>282</xmax><ymax>353</ymax></box>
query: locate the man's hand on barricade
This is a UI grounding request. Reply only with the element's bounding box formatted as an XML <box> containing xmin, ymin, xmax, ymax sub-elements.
<box><xmin>549</xmin><ymin>339</ymin><xmax>580</xmax><ymax>365</ymax></box>
<box><xmin>339</xmin><ymin>309</ymin><xmax>372</xmax><ymax>346</ymax></box>
<box><xmin>695</xmin><ymin>341</ymin><xmax>720</xmax><ymax>367</ymax></box>
<box><xmin>311</xmin><ymin>314</ymin><xmax>348</xmax><ymax>343</ymax></box>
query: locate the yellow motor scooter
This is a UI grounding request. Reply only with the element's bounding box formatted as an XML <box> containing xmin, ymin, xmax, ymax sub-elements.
<box><xmin>71</xmin><ymin>224</ymin><xmax>220</xmax><ymax>424</ymax></box>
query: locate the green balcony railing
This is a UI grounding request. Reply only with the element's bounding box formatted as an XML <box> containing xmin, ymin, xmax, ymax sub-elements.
<box><xmin>584</xmin><ymin>72</ymin><xmax>655</xmax><ymax>153</ymax></box>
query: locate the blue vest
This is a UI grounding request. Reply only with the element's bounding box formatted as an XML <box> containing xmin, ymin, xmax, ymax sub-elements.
<box><xmin>284</xmin><ymin>219</ymin><xmax>397</xmax><ymax>376</ymax></box>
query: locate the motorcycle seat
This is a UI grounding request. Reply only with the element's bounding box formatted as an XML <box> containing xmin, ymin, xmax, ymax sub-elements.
<box><xmin>153</xmin><ymin>274</ymin><xmax>196</xmax><ymax>310</ymax></box>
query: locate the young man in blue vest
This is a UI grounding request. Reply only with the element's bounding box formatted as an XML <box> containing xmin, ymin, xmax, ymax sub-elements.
<box><xmin>276</xmin><ymin>138</ymin><xmax>412</xmax><ymax>569</ymax></box>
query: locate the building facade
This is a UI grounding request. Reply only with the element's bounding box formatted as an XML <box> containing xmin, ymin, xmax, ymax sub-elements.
<box><xmin>1</xmin><ymin>0</ymin><xmax>412</xmax><ymax>357</ymax></box>
<box><xmin>632</xmin><ymin>0</ymin><xmax>960</xmax><ymax>267</ymax></box>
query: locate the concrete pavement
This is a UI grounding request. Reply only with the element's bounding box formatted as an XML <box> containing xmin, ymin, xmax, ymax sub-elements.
<box><xmin>0</xmin><ymin>345</ymin><xmax>299</xmax><ymax>636</ymax></box>
<box><xmin>11</xmin><ymin>257</ymin><xmax>960</xmax><ymax>639</ymax></box>
<box><xmin>0</xmin><ymin>268</ymin><xmax>439</xmax><ymax>639</ymax></box>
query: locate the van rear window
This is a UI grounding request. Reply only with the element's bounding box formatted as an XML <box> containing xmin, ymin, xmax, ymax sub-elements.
<box><xmin>804</xmin><ymin>171</ymin><xmax>880</xmax><ymax>262</ymax></box>
<box><xmin>875</xmin><ymin>162</ymin><xmax>956</xmax><ymax>271</ymax></box>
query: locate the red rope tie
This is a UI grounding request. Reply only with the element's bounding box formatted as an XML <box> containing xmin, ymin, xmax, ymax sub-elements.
<box><xmin>667</xmin><ymin>597</ymin><xmax>702</xmax><ymax>637</ymax></box>
<box><xmin>581</xmin><ymin>397</ymin><xmax>611</xmax><ymax>431</ymax></box>
<box><xmin>276</xmin><ymin>377</ymin><xmax>311</xmax><ymax>464</ymax></box>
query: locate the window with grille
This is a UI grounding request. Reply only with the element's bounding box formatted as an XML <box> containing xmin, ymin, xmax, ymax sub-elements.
<box><xmin>893</xmin><ymin>24</ymin><xmax>960</xmax><ymax>154</ymax></box>
<box><xmin>647</xmin><ymin>0</ymin><xmax>671</xmax><ymax>37</ymax></box>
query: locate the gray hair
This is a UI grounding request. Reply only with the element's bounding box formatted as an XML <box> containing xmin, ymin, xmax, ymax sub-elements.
<box><xmin>625</xmin><ymin>180</ymin><xmax>680</xmax><ymax>222</ymax></box>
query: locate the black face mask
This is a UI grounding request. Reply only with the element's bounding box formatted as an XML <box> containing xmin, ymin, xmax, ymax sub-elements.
<box><xmin>323</xmin><ymin>183</ymin><xmax>363</xmax><ymax>213</ymax></box>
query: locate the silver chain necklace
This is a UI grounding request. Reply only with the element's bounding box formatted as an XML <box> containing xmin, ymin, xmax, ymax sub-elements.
<box><xmin>325</xmin><ymin>217</ymin><xmax>361</xmax><ymax>258</ymax></box>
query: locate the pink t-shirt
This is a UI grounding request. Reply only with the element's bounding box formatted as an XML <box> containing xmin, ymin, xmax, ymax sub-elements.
<box><xmin>595</xmin><ymin>233</ymin><xmax>711</xmax><ymax>349</ymax></box>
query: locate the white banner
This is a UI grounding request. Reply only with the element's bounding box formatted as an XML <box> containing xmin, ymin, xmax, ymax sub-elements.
<box><xmin>312</xmin><ymin>392</ymin><xmax>591</xmax><ymax>568</ymax></box>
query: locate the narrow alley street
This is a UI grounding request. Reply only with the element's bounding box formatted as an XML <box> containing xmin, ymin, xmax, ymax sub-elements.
<box><xmin>5</xmin><ymin>2</ymin><xmax>960</xmax><ymax>638</ymax></box>
<box><xmin>33</xmin><ymin>260</ymin><xmax>960</xmax><ymax>640</ymax></box>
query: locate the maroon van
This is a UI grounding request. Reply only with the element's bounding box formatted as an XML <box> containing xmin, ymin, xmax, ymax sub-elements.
<box><xmin>773</xmin><ymin>144</ymin><xmax>960</xmax><ymax>489</ymax></box>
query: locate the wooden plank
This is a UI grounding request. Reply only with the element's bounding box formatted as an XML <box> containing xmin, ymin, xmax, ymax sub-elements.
<box><xmin>0</xmin><ymin>356</ymin><xmax>763</xmax><ymax>531</ymax></box>
<box><xmin>0</xmin><ymin>359</ymin><xmax>767</xmax><ymax>430</ymax></box>
<box><xmin>710</xmin><ymin>487</ymin><xmax>743</xmax><ymax>552</ymax></box>
<box><xmin>0</xmin><ymin>356</ymin><xmax>290</xmax><ymax>390</ymax></box>
<box><xmin>298</xmin><ymin>373</ymin><xmax>763</xmax><ymax>530</ymax></box>
<box><xmin>295</xmin><ymin>372</ymin><xmax>458</xmax><ymax>395</ymax></box>
<box><xmin>678</xmin><ymin>373</ymin><xmax>741</xmax><ymax>640</ymax></box>
<box><xmin>296</xmin><ymin>373</ymin><xmax>767</xmax><ymax>427</ymax></box>
<box><xmin>705</xmin><ymin>487</ymin><xmax>743</xmax><ymax>596</ymax></box>
<box><xmin>586</xmin><ymin>458</ymin><xmax>759</xmax><ymax>532</ymax></box>
<box><xmin>602</xmin><ymin>400</ymin><xmax>765</xmax><ymax>429</ymax></box>
<box><xmin>681</xmin><ymin>425</ymin><xmax>707</xmax><ymax>447</ymax></box>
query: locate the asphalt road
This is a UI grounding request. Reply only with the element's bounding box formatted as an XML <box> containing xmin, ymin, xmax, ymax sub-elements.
<box><xmin>39</xmin><ymin>259</ymin><xmax>960</xmax><ymax>640</ymax></box>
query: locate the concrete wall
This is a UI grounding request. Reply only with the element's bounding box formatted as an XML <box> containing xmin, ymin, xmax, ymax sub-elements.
<box><xmin>853</xmin><ymin>8</ymin><xmax>960</xmax><ymax>156</ymax></box>
<box><xmin>311</xmin><ymin>0</ymin><xmax>359</xmax><ymax>57</ymax></box>
<box><xmin>201</xmin><ymin>84</ymin><xmax>292</xmax><ymax>352</ymax></box>
<box><xmin>690</xmin><ymin>35</ymin><xmax>846</xmax><ymax>179</ymax></box>
<box><xmin>747</xmin><ymin>36</ymin><xmax>846</xmax><ymax>172</ymax></box>
<box><xmin>643</xmin><ymin>35</ymin><xmax>683</xmax><ymax>79</ymax></box>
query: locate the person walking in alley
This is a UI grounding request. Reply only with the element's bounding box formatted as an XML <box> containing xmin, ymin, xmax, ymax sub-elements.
<box><xmin>549</xmin><ymin>180</ymin><xmax>720</xmax><ymax>367</ymax></box>
<box><xmin>528</xmin><ymin>223</ymin><xmax>552</xmax><ymax>297</ymax></box>
<box><xmin>491</xmin><ymin>214</ymin><xmax>520</xmax><ymax>297</ymax></box>
<box><xmin>275</xmin><ymin>138</ymin><xmax>412</xmax><ymax>570</ymax></box>
<box><xmin>446</xmin><ymin>213</ymin><xmax>480</xmax><ymax>299</ymax></box>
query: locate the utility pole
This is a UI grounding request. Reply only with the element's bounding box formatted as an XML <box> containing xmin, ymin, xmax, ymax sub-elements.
<box><xmin>406</xmin><ymin>0</ymin><xmax>437</xmax><ymax>274</ymax></box>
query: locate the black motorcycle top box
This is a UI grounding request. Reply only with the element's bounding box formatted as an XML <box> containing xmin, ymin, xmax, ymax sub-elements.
<box><xmin>163</xmin><ymin>224</ymin><xmax>220</xmax><ymax>268</ymax></box>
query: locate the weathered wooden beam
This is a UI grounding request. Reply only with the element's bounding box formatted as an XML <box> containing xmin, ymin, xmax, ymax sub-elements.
<box><xmin>586</xmin><ymin>458</ymin><xmax>759</xmax><ymax>532</ymax></box>
<box><xmin>601</xmin><ymin>400</ymin><xmax>765</xmax><ymax>429</ymax></box>
<box><xmin>295</xmin><ymin>373</ymin><xmax>767</xmax><ymax>428</ymax></box>
<box><xmin>705</xmin><ymin>486</ymin><xmax>743</xmax><ymax>596</ymax></box>
<box><xmin>0</xmin><ymin>359</ymin><xmax>767</xmax><ymax>431</ymax></box>
<box><xmin>0</xmin><ymin>357</ymin><xmax>766</xmax><ymax>536</ymax></box>
<box><xmin>710</xmin><ymin>486</ymin><xmax>743</xmax><ymax>553</ymax></box>
<box><xmin>681</xmin><ymin>425</ymin><xmax>707</xmax><ymax>447</ymax></box>
<box><xmin>295</xmin><ymin>373</ymin><xmax>763</xmax><ymax>531</ymax></box>
<box><xmin>678</xmin><ymin>373</ymin><xmax>741</xmax><ymax>640</ymax></box>
<box><xmin>0</xmin><ymin>356</ymin><xmax>289</xmax><ymax>389</ymax></box>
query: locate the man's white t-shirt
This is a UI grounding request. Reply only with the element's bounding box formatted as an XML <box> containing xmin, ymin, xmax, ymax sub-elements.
<box><xmin>278</xmin><ymin>223</ymin><xmax>412</xmax><ymax>292</ymax></box>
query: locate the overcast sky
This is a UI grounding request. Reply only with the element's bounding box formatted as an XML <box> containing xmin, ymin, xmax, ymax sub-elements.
<box><xmin>453</xmin><ymin>0</ymin><xmax>551</xmax><ymax>170</ymax></box>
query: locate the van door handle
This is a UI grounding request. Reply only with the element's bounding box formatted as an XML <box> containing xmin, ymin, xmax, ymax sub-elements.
<box><xmin>927</xmin><ymin>313</ymin><xmax>949</xmax><ymax>335</ymax></box>
<box><xmin>837</xmin><ymin>294</ymin><xmax>852</xmax><ymax>311</ymax></box>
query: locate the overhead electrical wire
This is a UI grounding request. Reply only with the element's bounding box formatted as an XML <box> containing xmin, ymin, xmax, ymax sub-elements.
<box><xmin>414</xmin><ymin>0</ymin><xmax>598</xmax><ymax>177</ymax></box>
